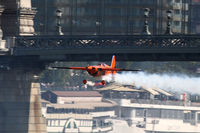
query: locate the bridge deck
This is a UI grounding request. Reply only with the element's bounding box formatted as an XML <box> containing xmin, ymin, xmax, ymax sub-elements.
<box><xmin>0</xmin><ymin>35</ymin><xmax>199</xmax><ymax>61</ymax></box>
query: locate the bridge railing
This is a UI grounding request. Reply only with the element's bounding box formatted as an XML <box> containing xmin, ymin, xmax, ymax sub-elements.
<box><xmin>14</xmin><ymin>35</ymin><xmax>200</xmax><ymax>49</ymax></box>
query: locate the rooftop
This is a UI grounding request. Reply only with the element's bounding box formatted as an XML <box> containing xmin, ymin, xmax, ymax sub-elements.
<box><xmin>47</xmin><ymin>100</ymin><xmax>116</xmax><ymax>110</ymax></box>
<box><xmin>96</xmin><ymin>84</ymin><xmax>173</xmax><ymax>96</ymax></box>
<box><xmin>46</xmin><ymin>113</ymin><xmax>93</xmax><ymax>120</ymax></box>
<box><xmin>96</xmin><ymin>84</ymin><xmax>143</xmax><ymax>92</ymax></box>
<box><xmin>52</xmin><ymin>91</ymin><xmax>102</xmax><ymax>97</ymax></box>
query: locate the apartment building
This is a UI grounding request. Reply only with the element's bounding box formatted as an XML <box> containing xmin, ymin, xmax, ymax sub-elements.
<box><xmin>32</xmin><ymin>0</ymin><xmax>190</xmax><ymax>35</ymax></box>
<box><xmin>190</xmin><ymin>0</ymin><xmax>200</xmax><ymax>33</ymax></box>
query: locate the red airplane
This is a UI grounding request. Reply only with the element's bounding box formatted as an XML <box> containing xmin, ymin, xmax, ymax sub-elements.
<box><xmin>52</xmin><ymin>55</ymin><xmax>140</xmax><ymax>85</ymax></box>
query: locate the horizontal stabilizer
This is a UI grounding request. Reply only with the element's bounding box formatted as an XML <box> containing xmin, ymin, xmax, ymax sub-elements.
<box><xmin>101</xmin><ymin>68</ymin><xmax>142</xmax><ymax>71</ymax></box>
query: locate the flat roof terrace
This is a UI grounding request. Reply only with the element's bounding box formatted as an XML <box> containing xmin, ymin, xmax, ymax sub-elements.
<box><xmin>130</xmin><ymin>99</ymin><xmax>200</xmax><ymax>108</ymax></box>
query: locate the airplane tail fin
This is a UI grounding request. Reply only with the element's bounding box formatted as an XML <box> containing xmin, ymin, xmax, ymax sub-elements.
<box><xmin>111</xmin><ymin>55</ymin><xmax>116</xmax><ymax>68</ymax></box>
<box><xmin>111</xmin><ymin>55</ymin><xmax>116</xmax><ymax>74</ymax></box>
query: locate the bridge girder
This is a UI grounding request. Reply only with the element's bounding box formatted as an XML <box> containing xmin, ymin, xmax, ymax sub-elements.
<box><xmin>10</xmin><ymin>35</ymin><xmax>200</xmax><ymax>62</ymax></box>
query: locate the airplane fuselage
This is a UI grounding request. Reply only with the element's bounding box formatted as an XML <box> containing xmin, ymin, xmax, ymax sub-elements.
<box><xmin>87</xmin><ymin>64</ymin><xmax>115</xmax><ymax>77</ymax></box>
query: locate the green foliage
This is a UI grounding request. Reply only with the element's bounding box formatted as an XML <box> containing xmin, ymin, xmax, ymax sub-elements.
<box><xmin>39</xmin><ymin>61</ymin><xmax>200</xmax><ymax>90</ymax></box>
<box><xmin>39</xmin><ymin>61</ymin><xmax>95</xmax><ymax>89</ymax></box>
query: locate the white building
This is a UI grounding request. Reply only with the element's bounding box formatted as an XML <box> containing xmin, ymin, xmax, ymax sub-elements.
<box><xmin>114</xmin><ymin>98</ymin><xmax>200</xmax><ymax>133</ymax></box>
<box><xmin>41</xmin><ymin>91</ymin><xmax>116</xmax><ymax>133</ymax></box>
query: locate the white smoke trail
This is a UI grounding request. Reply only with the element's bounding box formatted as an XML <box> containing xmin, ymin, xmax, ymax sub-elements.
<box><xmin>102</xmin><ymin>72</ymin><xmax>200</xmax><ymax>94</ymax></box>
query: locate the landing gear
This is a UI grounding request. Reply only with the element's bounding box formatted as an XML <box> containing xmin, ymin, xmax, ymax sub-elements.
<box><xmin>83</xmin><ymin>80</ymin><xmax>87</xmax><ymax>84</ymax></box>
<box><xmin>101</xmin><ymin>80</ymin><xmax>106</xmax><ymax>85</ymax></box>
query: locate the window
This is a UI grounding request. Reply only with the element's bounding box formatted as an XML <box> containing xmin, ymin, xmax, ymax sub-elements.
<box><xmin>191</xmin><ymin>112</ymin><xmax>196</xmax><ymax>120</ymax></box>
<box><xmin>198</xmin><ymin>114</ymin><xmax>200</xmax><ymax>123</ymax></box>
<box><xmin>174</xmin><ymin>9</ymin><xmax>180</xmax><ymax>14</ymax></box>
<box><xmin>136</xmin><ymin>108</ymin><xmax>144</xmax><ymax>117</ymax></box>
<box><xmin>106</xmin><ymin>8</ymin><xmax>122</xmax><ymax>16</ymax></box>
<box><xmin>67</xmin><ymin>122</ymin><xmax>71</xmax><ymax>128</ymax></box>
<box><xmin>130</xmin><ymin>0</ymin><xmax>140</xmax><ymax>4</ymax></box>
<box><xmin>141</xmin><ymin>0</ymin><xmax>154</xmax><ymax>4</ymax></box>
<box><xmin>58</xmin><ymin>120</ymin><xmax>60</xmax><ymax>126</ymax></box>
<box><xmin>77</xmin><ymin>8</ymin><xmax>84</xmax><ymax>16</ymax></box>
<box><xmin>161</xmin><ymin>109</ymin><xmax>183</xmax><ymax>119</ymax></box>
<box><xmin>77</xmin><ymin>0</ymin><xmax>97</xmax><ymax>4</ymax></box>
<box><xmin>50</xmin><ymin>120</ymin><xmax>52</xmax><ymax>126</ymax></box>
<box><xmin>147</xmin><ymin>109</ymin><xmax>161</xmax><ymax>118</ymax></box>
<box><xmin>174</xmin><ymin>21</ymin><xmax>180</xmax><ymax>26</ymax></box>
<box><xmin>85</xmin><ymin>8</ymin><xmax>97</xmax><ymax>16</ymax></box>
<box><xmin>92</xmin><ymin>120</ymin><xmax>97</xmax><ymax>128</ymax></box>
<box><xmin>168</xmin><ymin>0</ymin><xmax>172</xmax><ymax>3</ymax></box>
<box><xmin>184</xmin><ymin>112</ymin><xmax>191</xmax><ymax>122</ymax></box>
<box><xmin>107</xmin><ymin>0</ymin><xmax>121</xmax><ymax>3</ymax></box>
<box><xmin>73</xmin><ymin>122</ymin><xmax>77</xmax><ymax>128</ymax></box>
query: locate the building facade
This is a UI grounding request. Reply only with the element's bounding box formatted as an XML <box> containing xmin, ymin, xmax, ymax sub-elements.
<box><xmin>190</xmin><ymin>0</ymin><xmax>200</xmax><ymax>33</ymax></box>
<box><xmin>42</xmin><ymin>90</ymin><xmax>103</xmax><ymax>103</ymax></box>
<box><xmin>113</xmin><ymin>98</ymin><xmax>200</xmax><ymax>133</ymax></box>
<box><xmin>171</xmin><ymin>0</ymin><xmax>190</xmax><ymax>33</ymax></box>
<box><xmin>41</xmin><ymin>91</ymin><xmax>116</xmax><ymax>133</ymax></box>
<box><xmin>32</xmin><ymin>0</ymin><xmax>190</xmax><ymax>35</ymax></box>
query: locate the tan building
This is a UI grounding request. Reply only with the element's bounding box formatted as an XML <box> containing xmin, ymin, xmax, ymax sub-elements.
<box><xmin>42</xmin><ymin>91</ymin><xmax>103</xmax><ymax>103</ymax></box>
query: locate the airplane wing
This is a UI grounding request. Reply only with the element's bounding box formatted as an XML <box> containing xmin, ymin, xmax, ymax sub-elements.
<box><xmin>51</xmin><ymin>67</ymin><xmax>87</xmax><ymax>70</ymax></box>
<box><xmin>100</xmin><ymin>68</ymin><xmax>141</xmax><ymax>71</ymax></box>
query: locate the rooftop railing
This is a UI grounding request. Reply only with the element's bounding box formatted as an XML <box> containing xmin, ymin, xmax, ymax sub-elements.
<box><xmin>131</xmin><ymin>99</ymin><xmax>200</xmax><ymax>107</ymax></box>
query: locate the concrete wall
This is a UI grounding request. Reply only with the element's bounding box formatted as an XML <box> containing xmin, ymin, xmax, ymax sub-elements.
<box><xmin>20</xmin><ymin>0</ymin><xmax>32</xmax><ymax>8</ymax></box>
<box><xmin>0</xmin><ymin>6</ymin><xmax>6</xmax><ymax>50</ymax></box>
<box><xmin>145</xmin><ymin>118</ymin><xmax>200</xmax><ymax>133</ymax></box>
<box><xmin>90</xmin><ymin>111</ymin><xmax>115</xmax><ymax>118</ymax></box>
<box><xmin>0</xmin><ymin>70</ymin><xmax>46</xmax><ymax>133</ymax></box>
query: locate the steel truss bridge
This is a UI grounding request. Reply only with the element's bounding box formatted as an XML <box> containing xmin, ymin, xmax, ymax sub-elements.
<box><xmin>10</xmin><ymin>35</ymin><xmax>200</xmax><ymax>62</ymax></box>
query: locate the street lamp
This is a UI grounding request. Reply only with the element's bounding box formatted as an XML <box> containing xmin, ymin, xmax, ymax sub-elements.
<box><xmin>95</xmin><ymin>21</ymin><xmax>101</xmax><ymax>35</ymax></box>
<box><xmin>56</xmin><ymin>9</ymin><xmax>63</xmax><ymax>35</ymax></box>
<box><xmin>70</xmin><ymin>20</ymin><xmax>77</xmax><ymax>35</ymax></box>
<box><xmin>165</xmin><ymin>10</ymin><xmax>173</xmax><ymax>35</ymax></box>
<box><xmin>142</xmin><ymin>8</ymin><xmax>151</xmax><ymax>35</ymax></box>
<box><xmin>0</xmin><ymin>6</ymin><xmax>4</xmax><ymax>39</ymax></box>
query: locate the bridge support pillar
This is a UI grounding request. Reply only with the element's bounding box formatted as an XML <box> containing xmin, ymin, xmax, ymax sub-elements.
<box><xmin>0</xmin><ymin>0</ymin><xmax>36</xmax><ymax>37</ymax></box>
<box><xmin>0</xmin><ymin>69</ymin><xmax>46</xmax><ymax>133</ymax></box>
<box><xmin>0</xmin><ymin>5</ymin><xmax>4</xmax><ymax>39</ymax></box>
<box><xmin>0</xmin><ymin>5</ymin><xmax>6</xmax><ymax>50</ymax></box>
